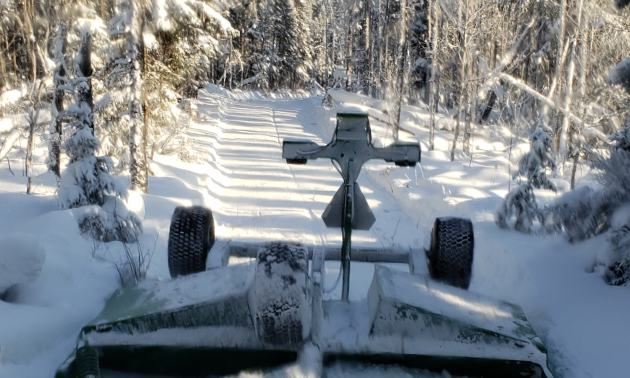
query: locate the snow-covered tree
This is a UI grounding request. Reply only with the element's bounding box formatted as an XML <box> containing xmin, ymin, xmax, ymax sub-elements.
<box><xmin>496</xmin><ymin>124</ymin><xmax>557</xmax><ymax>233</ymax></box>
<box><xmin>58</xmin><ymin>28</ymin><xmax>141</xmax><ymax>243</ymax></box>
<box><xmin>272</xmin><ymin>0</ymin><xmax>313</xmax><ymax>89</ymax></box>
<box><xmin>599</xmin><ymin>57</ymin><xmax>630</xmax><ymax>285</ymax></box>
<box><xmin>601</xmin><ymin>205</ymin><xmax>630</xmax><ymax>286</ymax></box>
<box><xmin>496</xmin><ymin>183</ymin><xmax>540</xmax><ymax>234</ymax></box>
<box><xmin>540</xmin><ymin>57</ymin><xmax>630</xmax><ymax>247</ymax></box>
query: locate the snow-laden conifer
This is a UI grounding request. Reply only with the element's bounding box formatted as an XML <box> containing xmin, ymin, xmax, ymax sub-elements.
<box><xmin>541</xmin><ymin>57</ymin><xmax>630</xmax><ymax>245</ymax></box>
<box><xmin>58</xmin><ymin>27</ymin><xmax>141</xmax><ymax>243</ymax></box>
<box><xmin>601</xmin><ymin>205</ymin><xmax>630</xmax><ymax>286</ymax></box>
<box><xmin>272</xmin><ymin>0</ymin><xmax>313</xmax><ymax>89</ymax></box>
<box><xmin>496</xmin><ymin>124</ymin><xmax>556</xmax><ymax>233</ymax></box>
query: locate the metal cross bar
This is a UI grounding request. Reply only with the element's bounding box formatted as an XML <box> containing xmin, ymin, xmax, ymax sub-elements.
<box><xmin>282</xmin><ymin>112</ymin><xmax>421</xmax><ymax>301</ymax></box>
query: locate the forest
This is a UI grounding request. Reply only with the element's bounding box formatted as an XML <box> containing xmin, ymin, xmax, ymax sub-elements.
<box><xmin>1</xmin><ymin>0</ymin><xmax>630</xmax><ymax>280</ymax></box>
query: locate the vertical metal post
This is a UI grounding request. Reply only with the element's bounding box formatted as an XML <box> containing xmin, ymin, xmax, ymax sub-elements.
<box><xmin>311</xmin><ymin>248</ymin><xmax>324</xmax><ymax>346</ymax></box>
<box><xmin>341</xmin><ymin>160</ymin><xmax>354</xmax><ymax>302</ymax></box>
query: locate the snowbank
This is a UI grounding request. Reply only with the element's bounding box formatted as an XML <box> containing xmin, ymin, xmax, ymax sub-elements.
<box><xmin>125</xmin><ymin>189</ymin><xmax>145</xmax><ymax>220</ymax></box>
<box><xmin>205</xmin><ymin>83</ymin><xmax>310</xmax><ymax>101</ymax></box>
<box><xmin>0</xmin><ymin>109</ymin><xmax>52</xmax><ymax>134</ymax></box>
<box><xmin>0</xmin><ymin>235</ymin><xmax>45</xmax><ymax>294</ymax></box>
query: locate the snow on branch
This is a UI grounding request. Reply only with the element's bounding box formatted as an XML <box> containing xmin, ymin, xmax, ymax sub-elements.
<box><xmin>184</xmin><ymin>0</ymin><xmax>234</xmax><ymax>33</ymax></box>
<box><xmin>475</xmin><ymin>16</ymin><xmax>538</xmax><ymax>101</ymax></box>
<box><xmin>498</xmin><ymin>72</ymin><xmax>594</xmax><ymax>131</ymax></box>
<box><xmin>0</xmin><ymin>129</ymin><xmax>21</xmax><ymax>162</ymax></box>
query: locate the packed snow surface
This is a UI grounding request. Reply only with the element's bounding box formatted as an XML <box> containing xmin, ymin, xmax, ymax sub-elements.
<box><xmin>0</xmin><ymin>85</ymin><xmax>628</xmax><ymax>377</ymax></box>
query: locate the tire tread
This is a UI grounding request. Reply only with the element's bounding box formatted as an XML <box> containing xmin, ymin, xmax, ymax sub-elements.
<box><xmin>427</xmin><ymin>217</ymin><xmax>474</xmax><ymax>289</ymax></box>
<box><xmin>167</xmin><ymin>206</ymin><xmax>215</xmax><ymax>278</ymax></box>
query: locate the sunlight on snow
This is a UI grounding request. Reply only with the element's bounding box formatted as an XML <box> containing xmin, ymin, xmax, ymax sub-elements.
<box><xmin>459</xmin><ymin>187</ymin><xmax>490</xmax><ymax>199</ymax></box>
<box><xmin>420</xmin><ymin>283</ymin><xmax>513</xmax><ymax>319</ymax></box>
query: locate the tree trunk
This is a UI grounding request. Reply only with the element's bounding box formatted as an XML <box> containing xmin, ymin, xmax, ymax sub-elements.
<box><xmin>128</xmin><ymin>0</ymin><xmax>148</xmax><ymax>193</ymax></box>
<box><xmin>0</xmin><ymin>35</ymin><xmax>6</xmax><ymax>99</ymax></box>
<box><xmin>78</xmin><ymin>31</ymin><xmax>94</xmax><ymax>129</ymax></box>
<box><xmin>331</xmin><ymin>27</ymin><xmax>336</xmax><ymax>84</ymax></box>
<box><xmin>376</xmin><ymin>0</ymin><xmax>383</xmax><ymax>98</ymax></box>
<box><xmin>381</xmin><ymin>0</ymin><xmax>391</xmax><ymax>99</ymax></box>
<box><xmin>99</xmin><ymin>0</ymin><xmax>107</xmax><ymax>18</ymax></box>
<box><xmin>392</xmin><ymin>0</ymin><xmax>408</xmax><ymax>140</ymax></box>
<box><xmin>27</xmin><ymin>0</ymin><xmax>36</xmax><ymax>82</ymax></box>
<box><xmin>463</xmin><ymin>58</ymin><xmax>475</xmax><ymax>157</ymax></box>
<box><xmin>324</xmin><ymin>4</ymin><xmax>330</xmax><ymax>86</ymax></box>
<box><xmin>26</xmin><ymin>108</ymin><xmax>39</xmax><ymax>194</ymax></box>
<box><xmin>553</xmin><ymin>0</ymin><xmax>566</xmax><ymax>99</ymax></box>
<box><xmin>451</xmin><ymin>0</ymin><xmax>467</xmax><ymax>161</ymax></box>
<box><xmin>558</xmin><ymin>40</ymin><xmax>576</xmax><ymax>160</ymax></box>
<box><xmin>428</xmin><ymin>0</ymin><xmax>439</xmax><ymax>151</ymax></box>
<box><xmin>48</xmin><ymin>22</ymin><xmax>67</xmax><ymax>183</ymax></box>
<box><xmin>356</xmin><ymin>0</ymin><xmax>369</xmax><ymax>94</ymax></box>
<box><xmin>576</xmin><ymin>8</ymin><xmax>588</xmax><ymax>109</ymax></box>
<box><xmin>12</xmin><ymin>39</ymin><xmax>19</xmax><ymax>84</ymax></box>
<box><xmin>571</xmin><ymin>0</ymin><xmax>588</xmax><ymax>190</ymax></box>
<box><xmin>569</xmin><ymin>153</ymin><xmax>579</xmax><ymax>190</ymax></box>
<box><xmin>345</xmin><ymin>21</ymin><xmax>353</xmax><ymax>91</ymax></box>
<box><xmin>478</xmin><ymin>90</ymin><xmax>496</xmax><ymax>123</ymax></box>
<box><xmin>540</xmin><ymin>0</ymin><xmax>566</xmax><ymax>127</ymax></box>
<box><xmin>364</xmin><ymin>0</ymin><xmax>371</xmax><ymax>96</ymax></box>
<box><xmin>17</xmin><ymin>0</ymin><xmax>36</xmax><ymax>83</ymax></box>
<box><xmin>371</xmin><ymin>0</ymin><xmax>380</xmax><ymax>98</ymax></box>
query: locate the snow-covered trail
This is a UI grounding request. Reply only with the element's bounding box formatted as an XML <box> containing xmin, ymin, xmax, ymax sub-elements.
<box><xmin>201</xmin><ymin>97</ymin><xmax>329</xmax><ymax>244</ymax></box>
<box><xmin>184</xmin><ymin>92</ymin><xmax>425</xmax><ymax>298</ymax></box>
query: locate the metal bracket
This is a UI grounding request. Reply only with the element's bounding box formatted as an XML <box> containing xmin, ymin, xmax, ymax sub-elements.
<box><xmin>282</xmin><ymin>112</ymin><xmax>421</xmax><ymax>301</ymax></box>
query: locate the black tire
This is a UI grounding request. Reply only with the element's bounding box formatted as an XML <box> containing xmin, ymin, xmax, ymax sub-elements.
<box><xmin>252</xmin><ymin>242</ymin><xmax>308</xmax><ymax>345</ymax></box>
<box><xmin>168</xmin><ymin>206</ymin><xmax>215</xmax><ymax>278</ymax></box>
<box><xmin>426</xmin><ymin>217</ymin><xmax>474</xmax><ymax>290</ymax></box>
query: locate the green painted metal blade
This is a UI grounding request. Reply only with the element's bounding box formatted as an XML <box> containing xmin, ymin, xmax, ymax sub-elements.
<box><xmin>85</xmin><ymin>263</ymin><xmax>256</xmax><ymax>335</ymax></box>
<box><xmin>365</xmin><ymin>265</ymin><xmax>553</xmax><ymax>377</ymax></box>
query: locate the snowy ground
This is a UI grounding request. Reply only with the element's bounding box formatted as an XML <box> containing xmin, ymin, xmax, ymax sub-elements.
<box><xmin>0</xmin><ymin>86</ymin><xmax>628</xmax><ymax>378</ymax></box>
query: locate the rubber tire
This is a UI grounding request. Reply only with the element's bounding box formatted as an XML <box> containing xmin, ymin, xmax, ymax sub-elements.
<box><xmin>426</xmin><ymin>217</ymin><xmax>474</xmax><ymax>290</ymax></box>
<box><xmin>168</xmin><ymin>206</ymin><xmax>215</xmax><ymax>278</ymax></box>
<box><xmin>252</xmin><ymin>242</ymin><xmax>308</xmax><ymax>345</ymax></box>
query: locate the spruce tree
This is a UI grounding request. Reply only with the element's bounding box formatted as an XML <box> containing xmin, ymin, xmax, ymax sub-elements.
<box><xmin>273</xmin><ymin>0</ymin><xmax>313</xmax><ymax>89</ymax></box>
<box><xmin>58</xmin><ymin>29</ymin><xmax>141</xmax><ymax>243</ymax></box>
<box><xmin>496</xmin><ymin>124</ymin><xmax>557</xmax><ymax>233</ymax></box>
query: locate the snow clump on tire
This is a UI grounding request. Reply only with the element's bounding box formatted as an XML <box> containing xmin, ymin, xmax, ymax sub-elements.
<box><xmin>251</xmin><ymin>242</ymin><xmax>309</xmax><ymax>345</ymax></box>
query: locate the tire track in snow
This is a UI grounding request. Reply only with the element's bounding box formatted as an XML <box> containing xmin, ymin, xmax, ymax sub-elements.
<box><xmin>207</xmin><ymin>99</ymin><xmax>326</xmax><ymax>245</ymax></box>
<box><xmin>195</xmin><ymin>92</ymin><xmax>426</xmax><ymax>298</ymax></box>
